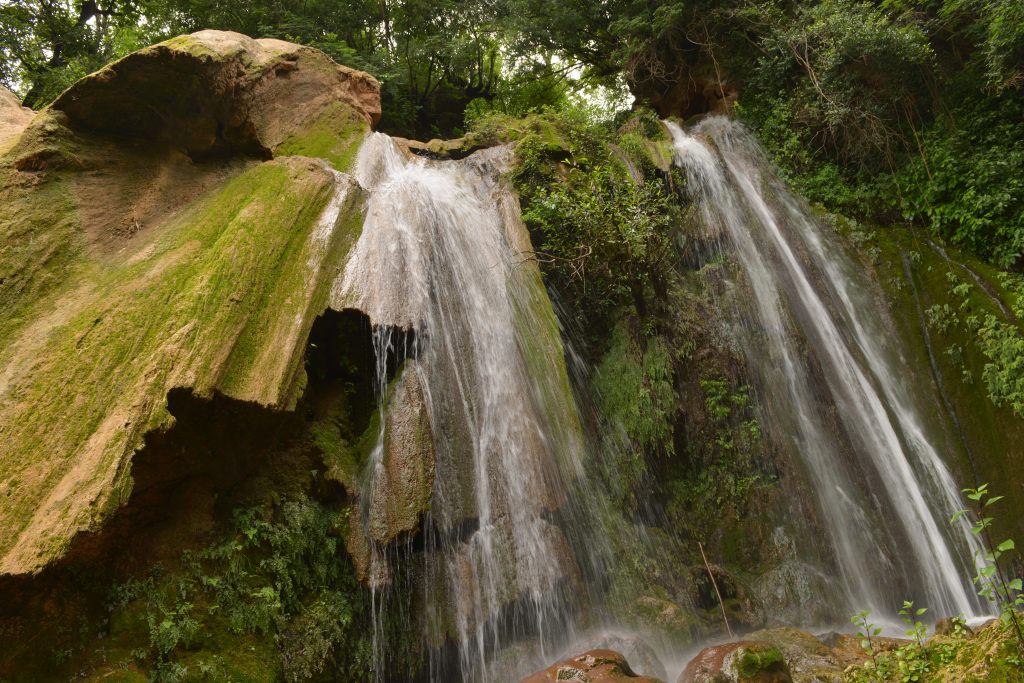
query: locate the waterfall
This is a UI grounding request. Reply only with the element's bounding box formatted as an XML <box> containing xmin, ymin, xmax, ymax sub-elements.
<box><xmin>666</xmin><ymin>117</ymin><xmax>988</xmax><ymax>620</ymax></box>
<box><xmin>332</xmin><ymin>133</ymin><xmax>615</xmax><ymax>681</ymax></box>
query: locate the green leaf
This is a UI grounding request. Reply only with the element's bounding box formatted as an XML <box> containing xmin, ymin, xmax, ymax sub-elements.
<box><xmin>984</xmin><ymin>495</ymin><xmax>1004</xmax><ymax>507</ymax></box>
<box><xmin>997</xmin><ymin>539</ymin><xmax>1015</xmax><ymax>552</ymax></box>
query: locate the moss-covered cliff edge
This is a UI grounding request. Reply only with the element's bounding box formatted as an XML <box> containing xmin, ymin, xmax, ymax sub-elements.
<box><xmin>0</xmin><ymin>30</ymin><xmax>377</xmax><ymax>576</ymax></box>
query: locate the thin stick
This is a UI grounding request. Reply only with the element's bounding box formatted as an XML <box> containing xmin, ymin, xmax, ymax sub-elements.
<box><xmin>699</xmin><ymin>541</ymin><xmax>733</xmax><ymax>638</ymax></box>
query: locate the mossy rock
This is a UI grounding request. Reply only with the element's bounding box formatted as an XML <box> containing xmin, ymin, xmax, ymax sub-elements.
<box><xmin>0</xmin><ymin>30</ymin><xmax>381</xmax><ymax>577</ymax></box>
<box><xmin>735</xmin><ymin>644</ymin><xmax>788</xmax><ymax>681</ymax></box>
<box><xmin>0</xmin><ymin>154</ymin><xmax>365</xmax><ymax>574</ymax></box>
<box><xmin>50</xmin><ymin>30</ymin><xmax>379</xmax><ymax>159</ymax></box>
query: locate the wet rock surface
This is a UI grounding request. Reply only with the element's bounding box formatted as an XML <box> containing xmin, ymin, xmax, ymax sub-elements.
<box><xmin>677</xmin><ymin>627</ymin><xmax>915</xmax><ymax>683</ymax></box>
<box><xmin>679</xmin><ymin>641</ymin><xmax>791</xmax><ymax>683</ymax></box>
<box><xmin>520</xmin><ymin>649</ymin><xmax>667</xmax><ymax>683</ymax></box>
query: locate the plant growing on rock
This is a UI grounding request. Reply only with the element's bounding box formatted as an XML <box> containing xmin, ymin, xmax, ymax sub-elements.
<box><xmin>898</xmin><ymin>600</ymin><xmax>928</xmax><ymax>649</ymax></box>
<box><xmin>851</xmin><ymin>610</ymin><xmax>883</xmax><ymax>669</ymax></box>
<box><xmin>952</xmin><ymin>483</ymin><xmax>1024</xmax><ymax>653</ymax></box>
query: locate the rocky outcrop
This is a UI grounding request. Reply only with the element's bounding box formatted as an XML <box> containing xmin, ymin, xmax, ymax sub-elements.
<box><xmin>0</xmin><ymin>86</ymin><xmax>32</xmax><ymax>152</ymax></box>
<box><xmin>51</xmin><ymin>30</ymin><xmax>380</xmax><ymax>159</ymax></box>
<box><xmin>521</xmin><ymin>649</ymin><xmax>666</xmax><ymax>683</ymax></box>
<box><xmin>678</xmin><ymin>628</ymin><xmax>910</xmax><ymax>683</ymax></box>
<box><xmin>0</xmin><ymin>31</ymin><xmax>378</xmax><ymax>575</ymax></box>
<box><xmin>679</xmin><ymin>641</ymin><xmax>791</xmax><ymax>683</ymax></box>
<box><xmin>341</xmin><ymin>359</ymin><xmax>436</xmax><ymax>585</ymax></box>
<box><xmin>397</xmin><ymin>135</ymin><xmax>490</xmax><ymax>160</ymax></box>
<box><xmin>366</xmin><ymin>362</ymin><xmax>435</xmax><ymax>544</ymax></box>
<box><xmin>577</xmin><ymin>635</ymin><xmax>669</xmax><ymax>681</ymax></box>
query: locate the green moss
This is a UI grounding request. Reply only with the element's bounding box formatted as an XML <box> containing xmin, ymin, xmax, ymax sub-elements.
<box><xmin>275</xmin><ymin>102</ymin><xmax>369</xmax><ymax>172</ymax></box>
<box><xmin>154</xmin><ymin>35</ymin><xmax>231</xmax><ymax>61</ymax></box>
<box><xmin>593</xmin><ymin>321</ymin><xmax>676</xmax><ymax>459</ymax></box>
<box><xmin>837</xmin><ymin>216</ymin><xmax>1024</xmax><ymax>540</ymax></box>
<box><xmin>318</xmin><ymin>407</ymin><xmax>380</xmax><ymax>495</ymax></box>
<box><xmin>736</xmin><ymin>644</ymin><xmax>786</xmax><ymax>679</ymax></box>
<box><xmin>0</xmin><ymin>113</ymin><xmax>83</xmax><ymax>346</ymax></box>
<box><xmin>0</xmin><ymin>154</ymin><xmax>367</xmax><ymax>571</ymax></box>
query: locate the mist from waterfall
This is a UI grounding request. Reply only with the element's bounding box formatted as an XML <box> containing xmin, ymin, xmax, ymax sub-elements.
<box><xmin>666</xmin><ymin>117</ymin><xmax>988</xmax><ymax>621</ymax></box>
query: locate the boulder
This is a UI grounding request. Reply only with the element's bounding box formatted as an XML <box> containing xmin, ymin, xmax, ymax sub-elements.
<box><xmin>577</xmin><ymin>634</ymin><xmax>669</xmax><ymax>681</ymax></box>
<box><xmin>679</xmin><ymin>627</ymin><xmax>912</xmax><ymax>683</ymax></box>
<box><xmin>520</xmin><ymin>649</ymin><xmax>666</xmax><ymax>683</ymax></box>
<box><xmin>679</xmin><ymin>641</ymin><xmax>790</xmax><ymax>683</ymax></box>
<box><xmin>679</xmin><ymin>643</ymin><xmax>790</xmax><ymax>683</ymax></box>
<box><xmin>746</xmin><ymin>629</ymin><xmax>844</xmax><ymax>682</ymax></box>
<box><xmin>51</xmin><ymin>30</ymin><xmax>380</xmax><ymax>158</ymax></box>
<box><xmin>0</xmin><ymin>86</ymin><xmax>32</xmax><ymax>152</ymax></box>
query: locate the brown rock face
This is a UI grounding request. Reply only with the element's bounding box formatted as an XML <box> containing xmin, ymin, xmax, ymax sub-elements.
<box><xmin>345</xmin><ymin>360</ymin><xmax>436</xmax><ymax>586</ymax></box>
<box><xmin>520</xmin><ymin>649</ymin><xmax>667</xmax><ymax>683</ymax></box>
<box><xmin>368</xmin><ymin>362</ymin><xmax>435</xmax><ymax>545</ymax></box>
<box><xmin>51</xmin><ymin>30</ymin><xmax>381</xmax><ymax>158</ymax></box>
<box><xmin>0</xmin><ymin>86</ymin><xmax>33</xmax><ymax>151</ymax></box>
<box><xmin>679</xmin><ymin>628</ymin><xmax>909</xmax><ymax>683</ymax></box>
<box><xmin>679</xmin><ymin>641</ymin><xmax>791</xmax><ymax>683</ymax></box>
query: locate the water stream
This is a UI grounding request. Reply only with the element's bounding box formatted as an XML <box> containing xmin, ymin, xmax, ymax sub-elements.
<box><xmin>333</xmin><ymin>133</ymin><xmax>616</xmax><ymax>681</ymax></box>
<box><xmin>666</xmin><ymin>117</ymin><xmax>987</xmax><ymax>621</ymax></box>
<box><xmin>315</xmin><ymin>120</ymin><xmax>993</xmax><ymax>681</ymax></box>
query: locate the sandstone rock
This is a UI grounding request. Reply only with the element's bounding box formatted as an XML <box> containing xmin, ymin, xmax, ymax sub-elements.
<box><xmin>367</xmin><ymin>362</ymin><xmax>435</xmax><ymax>544</ymax></box>
<box><xmin>679</xmin><ymin>641</ymin><xmax>790</xmax><ymax>683</ymax></box>
<box><xmin>397</xmin><ymin>136</ymin><xmax>489</xmax><ymax>160</ymax></box>
<box><xmin>0</xmin><ymin>86</ymin><xmax>32</xmax><ymax>152</ymax></box>
<box><xmin>578</xmin><ymin>634</ymin><xmax>669</xmax><ymax>681</ymax></box>
<box><xmin>0</xmin><ymin>30</ymin><xmax>377</xmax><ymax>573</ymax></box>
<box><xmin>344</xmin><ymin>359</ymin><xmax>436</xmax><ymax>585</ymax></box>
<box><xmin>745</xmin><ymin>629</ymin><xmax>843</xmax><ymax>682</ymax></box>
<box><xmin>520</xmin><ymin>649</ymin><xmax>666</xmax><ymax>683</ymax></box>
<box><xmin>51</xmin><ymin>30</ymin><xmax>380</xmax><ymax>158</ymax></box>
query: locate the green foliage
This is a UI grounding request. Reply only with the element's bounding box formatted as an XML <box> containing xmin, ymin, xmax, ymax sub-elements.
<box><xmin>844</xmin><ymin>616</ymin><xmax>1024</xmax><ymax>683</ymax></box>
<box><xmin>953</xmin><ymin>483</ymin><xmax>1024</xmax><ymax>652</ymax></box>
<box><xmin>508</xmin><ymin>105</ymin><xmax>679</xmax><ymax>330</ymax></box>
<box><xmin>977</xmin><ymin>316</ymin><xmax>1024</xmax><ymax>416</ymax></box>
<box><xmin>593</xmin><ymin>322</ymin><xmax>677</xmax><ymax>461</ymax></box>
<box><xmin>109</xmin><ymin>496</ymin><xmax>373</xmax><ymax>681</ymax></box>
<box><xmin>899</xmin><ymin>600</ymin><xmax>929</xmax><ymax>650</ymax></box>
<box><xmin>749</xmin><ymin>0</ymin><xmax>933</xmax><ymax>167</ymax></box>
<box><xmin>893</xmin><ymin>100</ymin><xmax>1024</xmax><ymax>270</ymax></box>
<box><xmin>851</xmin><ymin>610</ymin><xmax>883</xmax><ymax>665</ymax></box>
<box><xmin>664</xmin><ymin>373</ymin><xmax>768</xmax><ymax>548</ymax></box>
<box><xmin>277</xmin><ymin>591</ymin><xmax>359</xmax><ymax>683</ymax></box>
<box><xmin>728</xmin><ymin>1</ymin><xmax>1024</xmax><ymax>272</ymax></box>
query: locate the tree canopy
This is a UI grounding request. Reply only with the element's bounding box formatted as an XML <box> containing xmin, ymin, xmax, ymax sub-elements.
<box><xmin>2</xmin><ymin>0</ymin><xmax>1022</xmax><ymax>267</ymax></box>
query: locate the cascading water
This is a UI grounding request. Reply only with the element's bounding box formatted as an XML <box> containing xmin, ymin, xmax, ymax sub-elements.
<box><xmin>332</xmin><ymin>133</ymin><xmax>617</xmax><ymax>681</ymax></box>
<box><xmin>666</xmin><ymin>117</ymin><xmax>988</xmax><ymax>621</ymax></box>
